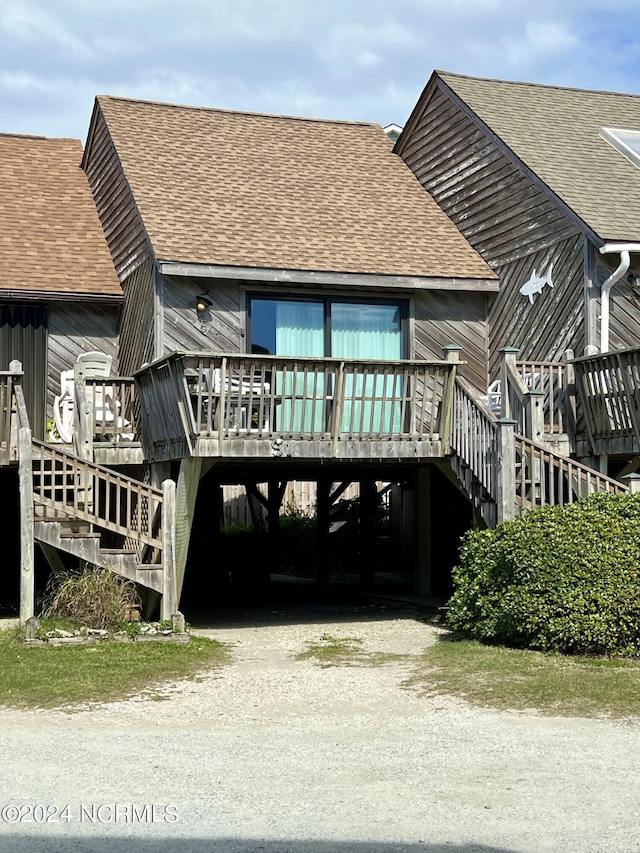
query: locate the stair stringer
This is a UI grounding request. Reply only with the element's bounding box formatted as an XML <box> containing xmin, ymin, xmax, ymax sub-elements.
<box><xmin>34</xmin><ymin>520</ymin><xmax>163</xmax><ymax>593</ymax></box>
<box><xmin>447</xmin><ymin>453</ymin><xmax>498</xmax><ymax>529</ymax></box>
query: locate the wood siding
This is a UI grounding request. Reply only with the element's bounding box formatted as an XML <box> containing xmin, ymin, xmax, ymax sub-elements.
<box><xmin>398</xmin><ymin>82</ymin><xmax>585</xmax><ymax>380</ymax></box>
<box><xmin>162</xmin><ymin>275</ymin><xmax>243</xmax><ymax>355</ymax></box>
<box><xmin>487</xmin><ymin>235</ymin><xmax>584</xmax><ymax>377</ymax></box>
<box><xmin>48</xmin><ymin>304</ymin><xmax>119</xmax><ymax>413</ymax></box>
<box><xmin>413</xmin><ymin>290</ymin><xmax>488</xmax><ymax>389</ymax></box>
<box><xmin>82</xmin><ymin>106</ymin><xmax>151</xmax><ymax>280</ymax></box>
<box><xmin>161</xmin><ymin>276</ymin><xmax>489</xmax><ymax>386</ymax></box>
<box><xmin>119</xmin><ymin>256</ymin><xmax>156</xmax><ymax>375</ymax></box>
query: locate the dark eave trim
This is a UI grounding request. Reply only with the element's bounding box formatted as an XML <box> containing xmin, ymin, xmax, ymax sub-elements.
<box><xmin>159</xmin><ymin>261</ymin><xmax>499</xmax><ymax>292</ymax></box>
<box><xmin>0</xmin><ymin>289</ymin><xmax>123</xmax><ymax>305</ymax></box>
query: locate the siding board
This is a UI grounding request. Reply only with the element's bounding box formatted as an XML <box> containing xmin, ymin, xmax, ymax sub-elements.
<box><xmin>398</xmin><ymin>80</ymin><xmax>585</xmax><ymax>378</ymax></box>
<box><xmin>48</xmin><ymin>304</ymin><xmax>119</xmax><ymax>412</ymax></box>
<box><xmin>83</xmin><ymin>106</ymin><xmax>151</xmax><ymax>280</ymax></box>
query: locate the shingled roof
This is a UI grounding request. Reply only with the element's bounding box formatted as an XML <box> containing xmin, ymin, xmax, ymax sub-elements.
<box><xmin>0</xmin><ymin>134</ymin><xmax>121</xmax><ymax>299</ymax></box>
<box><xmin>91</xmin><ymin>95</ymin><xmax>495</xmax><ymax>282</ymax></box>
<box><xmin>436</xmin><ymin>71</ymin><xmax>640</xmax><ymax>243</ymax></box>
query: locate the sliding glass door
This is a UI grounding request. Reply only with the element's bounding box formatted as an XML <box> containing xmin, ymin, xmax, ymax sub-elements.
<box><xmin>250</xmin><ymin>296</ymin><xmax>405</xmax><ymax>435</ymax></box>
<box><xmin>331</xmin><ymin>303</ymin><xmax>403</xmax><ymax>433</ymax></box>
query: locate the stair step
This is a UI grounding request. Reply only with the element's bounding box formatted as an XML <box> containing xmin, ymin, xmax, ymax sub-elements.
<box><xmin>100</xmin><ymin>548</ymin><xmax>137</xmax><ymax>555</ymax></box>
<box><xmin>60</xmin><ymin>532</ymin><xmax>99</xmax><ymax>540</ymax></box>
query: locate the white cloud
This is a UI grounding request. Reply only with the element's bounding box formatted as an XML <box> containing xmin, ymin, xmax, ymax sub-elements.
<box><xmin>1</xmin><ymin>0</ymin><xmax>91</xmax><ymax>57</ymax></box>
<box><xmin>2</xmin><ymin>0</ymin><xmax>640</xmax><ymax>138</ymax></box>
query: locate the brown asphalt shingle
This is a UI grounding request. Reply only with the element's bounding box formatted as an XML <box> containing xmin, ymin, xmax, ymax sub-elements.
<box><xmin>438</xmin><ymin>71</ymin><xmax>640</xmax><ymax>242</ymax></box>
<box><xmin>0</xmin><ymin>134</ymin><xmax>121</xmax><ymax>298</ymax></box>
<box><xmin>95</xmin><ymin>96</ymin><xmax>495</xmax><ymax>281</ymax></box>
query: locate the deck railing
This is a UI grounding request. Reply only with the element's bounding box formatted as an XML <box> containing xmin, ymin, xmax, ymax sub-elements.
<box><xmin>572</xmin><ymin>346</ymin><xmax>640</xmax><ymax>452</ymax></box>
<box><xmin>0</xmin><ymin>362</ymin><xmax>21</xmax><ymax>464</ymax></box>
<box><xmin>134</xmin><ymin>352</ymin><xmax>456</xmax><ymax>459</ymax></box>
<box><xmin>74</xmin><ymin>377</ymin><xmax>140</xmax><ymax>459</ymax></box>
<box><xmin>514</xmin><ymin>359</ymin><xmax>570</xmax><ymax>436</ymax></box>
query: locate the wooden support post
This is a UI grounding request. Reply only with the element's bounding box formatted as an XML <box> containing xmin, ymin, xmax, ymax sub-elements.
<box><xmin>316</xmin><ymin>478</ymin><xmax>331</xmax><ymax>585</ymax></box>
<box><xmin>174</xmin><ymin>457</ymin><xmax>203</xmax><ymax>606</ymax></box>
<box><xmin>496</xmin><ymin>418</ymin><xmax>517</xmax><ymax>524</ymax></box>
<box><xmin>246</xmin><ymin>482</ymin><xmax>267</xmax><ymax>532</ymax></box>
<box><xmin>150</xmin><ymin>462</ymin><xmax>172</xmax><ymax>490</ymax></box>
<box><xmin>525</xmin><ymin>389</ymin><xmax>544</xmax><ymax>443</ymax></box>
<box><xmin>161</xmin><ymin>478</ymin><xmax>177</xmax><ymax>621</ymax></box>
<box><xmin>414</xmin><ymin>466</ymin><xmax>432</xmax><ymax>597</ymax></box>
<box><xmin>623</xmin><ymin>473</ymin><xmax>640</xmax><ymax>494</ymax></box>
<box><xmin>19</xmin><ymin>425</ymin><xmax>35</xmax><ymax>624</ymax></box>
<box><xmin>499</xmin><ymin>347</ymin><xmax>519</xmax><ymax>420</ymax></box>
<box><xmin>8</xmin><ymin>360</ymin><xmax>22</xmax><ymax>462</ymax></box>
<box><xmin>359</xmin><ymin>480</ymin><xmax>377</xmax><ymax>588</ymax></box>
<box><xmin>267</xmin><ymin>479</ymin><xmax>286</xmax><ymax>579</ymax></box>
<box><xmin>331</xmin><ymin>362</ymin><xmax>346</xmax><ymax>456</ymax></box>
<box><xmin>564</xmin><ymin>349</ymin><xmax>577</xmax><ymax>453</ymax></box>
<box><xmin>440</xmin><ymin>345</ymin><xmax>461</xmax><ymax>455</ymax></box>
<box><xmin>74</xmin><ymin>361</ymin><xmax>93</xmax><ymax>461</ymax></box>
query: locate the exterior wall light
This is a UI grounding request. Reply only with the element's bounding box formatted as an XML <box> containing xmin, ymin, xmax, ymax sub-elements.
<box><xmin>196</xmin><ymin>294</ymin><xmax>213</xmax><ymax>313</ymax></box>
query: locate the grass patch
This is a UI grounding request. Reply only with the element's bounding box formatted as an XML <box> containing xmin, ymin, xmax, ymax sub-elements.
<box><xmin>406</xmin><ymin>638</ymin><xmax>640</xmax><ymax>718</ymax></box>
<box><xmin>0</xmin><ymin>628</ymin><xmax>230</xmax><ymax>709</ymax></box>
<box><xmin>296</xmin><ymin>633</ymin><xmax>405</xmax><ymax>668</ymax></box>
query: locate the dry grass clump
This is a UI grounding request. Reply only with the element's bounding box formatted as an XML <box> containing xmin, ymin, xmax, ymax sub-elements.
<box><xmin>41</xmin><ymin>565</ymin><xmax>141</xmax><ymax>630</ymax></box>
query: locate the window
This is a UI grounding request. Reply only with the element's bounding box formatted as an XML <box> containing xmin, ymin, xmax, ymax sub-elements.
<box><xmin>249</xmin><ymin>296</ymin><xmax>406</xmax><ymax>360</ymax></box>
<box><xmin>600</xmin><ymin>126</ymin><xmax>640</xmax><ymax>169</ymax></box>
<box><xmin>249</xmin><ymin>296</ymin><xmax>407</xmax><ymax>434</ymax></box>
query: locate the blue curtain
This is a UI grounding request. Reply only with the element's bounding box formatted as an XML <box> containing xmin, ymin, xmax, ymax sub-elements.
<box><xmin>275</xmin><ymin>302</ymin><xmax>325</xmax><ymax>433</ymax></box>
<box><xmin>332</xmin><ymin>304</ymin><xmax>403</xmax><ymax>434</ymax></box>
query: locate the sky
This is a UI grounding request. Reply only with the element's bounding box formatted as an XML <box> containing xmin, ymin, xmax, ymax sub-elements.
<box><xmin>2</xmin><ymin>0</ymin><xmax>640</xmax><ymax>142</ymax></box>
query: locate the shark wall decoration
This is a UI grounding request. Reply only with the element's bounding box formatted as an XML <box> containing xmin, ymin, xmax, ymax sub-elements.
<box><xmin>519</xmin><ymin>264</ymin><xmax>554</xmax><ymax>304</ymax></box>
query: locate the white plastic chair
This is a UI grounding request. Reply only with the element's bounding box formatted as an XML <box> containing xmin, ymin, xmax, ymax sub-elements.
<box><xmin>210</xmin><ymin>367</ymin><xmax>271</xmax><ymax>431</ymax></box>
<box><xmin>52</xmin><ymin>351</ymin><xmax>132</xmax><ymax>443</ymax></box>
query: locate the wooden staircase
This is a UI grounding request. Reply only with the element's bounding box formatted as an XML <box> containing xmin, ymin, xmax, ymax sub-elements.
<box><xmin>449</xmin><ymin>377</ymin><xmax>628</xmax><ymax>526</ymax></box>
<box><xmin>31</xmin><ymin>440</ymin><xmax>166</xmax><ymax>594</ymax></box>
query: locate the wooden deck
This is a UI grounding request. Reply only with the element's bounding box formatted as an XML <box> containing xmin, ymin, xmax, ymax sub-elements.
<box><xmin>134</xmin><ymin>352</ymin><xmax>458</xmax><ymax>462</ymax></box>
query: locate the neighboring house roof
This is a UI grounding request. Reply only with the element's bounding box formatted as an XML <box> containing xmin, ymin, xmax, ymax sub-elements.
<box><xmin>0</xmin><ymin>134</ymin><xmax>122</xmax><ymax>300</ymax></box>
<box><xmin>435</xmin><ymin>70</ymin><xmax>640</xmax><ymax>243</ymax></box>
<box><xmin>90</xmin><ymin>95</ymin><xmax>496</xmax><ymax>282</ymax></box>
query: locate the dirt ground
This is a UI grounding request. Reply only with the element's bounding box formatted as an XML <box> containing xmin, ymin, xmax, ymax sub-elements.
<box><xmin>1</xmin><ymin>595</ymin><xmax>640</xmax><ymax>853</ymax></box>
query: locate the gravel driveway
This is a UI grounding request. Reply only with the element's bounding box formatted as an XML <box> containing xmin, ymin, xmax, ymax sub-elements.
<box><xmin>1</xmin><ymin>596</ymin><xmax>639</xmax><ymax>853</ymax></box>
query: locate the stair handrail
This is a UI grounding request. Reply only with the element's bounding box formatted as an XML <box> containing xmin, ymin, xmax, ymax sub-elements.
<box><xmin>450</xmin><ymin>375</ymin><xmax>498</xmax><ymax>502</ymax></box>
<box><xmin>32</xmin><ymin>440</ymin><xmax>164</xmax><ymax>550</ymax></box>
<box><xmin>499</xmin><ymin>347</ymin><xmax>544</xmax><ymax>443</ymax></box>
<box><xmin>513</xmin><ymin>433</ymin><xmax>628</xmax><ymax>517</ymax></box>
<box><xmin>0</xmin><ymin>360</ymin><xmax>22</xmax><ymax>463</ymax></box>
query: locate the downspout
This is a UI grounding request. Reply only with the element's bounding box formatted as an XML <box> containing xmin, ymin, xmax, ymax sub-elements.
<box><xmin>598</xmin><ymin>243</ymin><xmax>640</xmax><ymax>352</ymax></box>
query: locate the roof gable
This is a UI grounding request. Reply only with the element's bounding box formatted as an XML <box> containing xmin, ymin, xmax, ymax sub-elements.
<box><xmin>0</xmin><ymin>134</ymin><xmax>122</xmax><ymax>299</ymax></box>
<box><xmin>433</xmin><ymin>71</ymin><xmax>640</xmax><ymax>243</ymax></box>
<box><xmin>94</xmin><ymin>95</ymin><xmax>495</xmax><ymax>283</ymax></box>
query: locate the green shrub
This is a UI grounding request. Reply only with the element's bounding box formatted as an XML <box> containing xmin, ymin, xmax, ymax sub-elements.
<box><xmin>447</xmin><ymin>493</ymin><xmax>640</xmax><ymax>656</ymax></box>
<box><xmin>279</xmin><ymin>503</ymin><xmax>317</xmax><ymax>578</ymax></box>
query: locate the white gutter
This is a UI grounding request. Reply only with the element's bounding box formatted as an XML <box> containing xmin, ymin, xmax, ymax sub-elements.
<box><xmin>598</xmin><ymin>243</ymin><xmax>640</xmax><ymax>352</ymax></box>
